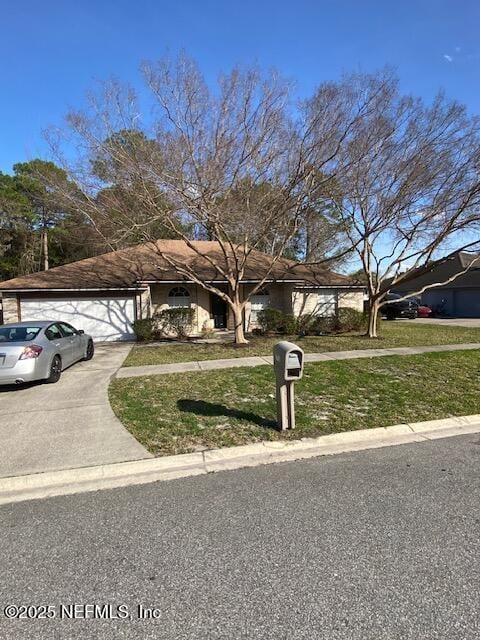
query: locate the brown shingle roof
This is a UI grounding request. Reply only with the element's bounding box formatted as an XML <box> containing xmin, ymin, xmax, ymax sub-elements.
<box><xmin>0</xmin><ymin>240</ymin><xmax>357</xmax><ymax>291</ymax></box>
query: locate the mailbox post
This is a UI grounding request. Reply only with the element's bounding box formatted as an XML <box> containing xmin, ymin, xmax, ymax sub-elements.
<box><xmin>273</xmin><ymin>341</ymin><xmax>304</xmax><ymax>431</ymax></box>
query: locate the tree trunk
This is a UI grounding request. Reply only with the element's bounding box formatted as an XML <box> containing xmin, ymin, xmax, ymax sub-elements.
<box><xmin>232</xmin><ymin>303</ymin><xmax>248</xmax><ymax>344</ymax></box>
<box><xmin>42</xmin><ymin>228</ymin><xmax>49</xmax><ymax>271</ymax></box>
<box><xmin>367</xmin><ymin>301</ymin><xmax>379</xmax><ymax>338</ymax></box>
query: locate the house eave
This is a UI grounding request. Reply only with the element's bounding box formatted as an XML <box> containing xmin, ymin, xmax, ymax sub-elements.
<box><xmin>137</xmin><ymin>279</ymin><xmax>306</xmax><ymax>284</ymax></box>
<box><xmin>0</xmin><ymin>287</ymin><xmax>147</xmax><ymax>294</ymax></box>
<box><xmin>138</xmin><ymin>279</ymin><xmax>361</xmax><ymax>287</ymax></box>
<box><xmin>292</xmin><ymin>284</ymin><xmax>365</xmax><ymax>290</ymax></box>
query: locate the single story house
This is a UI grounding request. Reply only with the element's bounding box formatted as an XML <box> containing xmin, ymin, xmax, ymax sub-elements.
<box><xmin>392</xmin><ymin>251</ymin><xmax>480</xmax><ymax>317</ymax></box>
<box><xmin>0</xmin><ymin>240</ymin><xmax>364</xmax><ymax>341</ymax></box>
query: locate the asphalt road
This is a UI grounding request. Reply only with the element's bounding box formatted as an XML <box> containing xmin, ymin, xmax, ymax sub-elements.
<box><xmin>1</xmin><ymin>435</ymin><xmax>479</xmax><ymax>639</ymax></box>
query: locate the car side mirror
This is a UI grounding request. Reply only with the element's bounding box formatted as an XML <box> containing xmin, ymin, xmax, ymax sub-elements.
<box><xmin>77</xmin><ymin>329</ymin><xmax>85</xmax><ymax>335</ymax></box>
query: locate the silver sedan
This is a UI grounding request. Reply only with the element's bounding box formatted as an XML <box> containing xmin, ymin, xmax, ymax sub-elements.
<box><xmin>0</xmin><ymin>321</ymin><xmax>94</xmax><ymax>386</ymax></box>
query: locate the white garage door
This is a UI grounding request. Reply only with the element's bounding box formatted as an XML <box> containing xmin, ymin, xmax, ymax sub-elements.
<box><xmin>21</xmin><ymin>297</ymin><xmax>136</xmax><ymax>342</ymax></box>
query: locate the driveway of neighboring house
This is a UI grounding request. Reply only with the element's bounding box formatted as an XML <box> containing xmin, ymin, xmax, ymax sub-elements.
<box><xmin>404</xmin><ymin>318</ymin><xmax>480</xmax><ymax>328</ymax></box>
<box><xmin>0</xmin><ymin>343</ymin><xmax>150</xmax><ymax>479</ymax></box>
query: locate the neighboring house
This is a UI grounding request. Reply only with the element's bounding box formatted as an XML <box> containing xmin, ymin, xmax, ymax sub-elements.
<box><xmin>392</xmin><ymin>251</ymin><xmax>480</xmax><ymax>317</ymax></box>
<box><xmin>0</xmin><ymin>240</ymin><xmax>364</xmax><ymax>341</ymax></box>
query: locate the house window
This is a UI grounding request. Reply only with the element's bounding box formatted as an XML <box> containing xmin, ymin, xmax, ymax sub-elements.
<box><xmin>250</xmin><ymin>288</ymin><xmax>270</xmax><ymax>324</ymax></box>
<box><xmin>167</xmin><ymin>286</ymin><xmax>191</xmax><ymax>308</ymax></box>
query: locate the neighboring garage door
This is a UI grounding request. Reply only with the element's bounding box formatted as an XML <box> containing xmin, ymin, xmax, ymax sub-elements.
<box><xmin>454</xmin><ymin>290</ymin><xmax>480</xmax><ymax>318</ymax></box>
<box><xmin>21</xmin><ymin>298</ymin><xmax>136</xmax><ymax>342</ymax></box>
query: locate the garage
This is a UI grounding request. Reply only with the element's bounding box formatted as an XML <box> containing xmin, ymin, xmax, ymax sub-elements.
<box><xmin>394</xmin><ymin>251</ymin><xmax>480</xmax><ymax>318</ymax></box>
<box><xmin>420</xmin><ymin>288</ymin><xmax>480</xmax><ymax>318</ymax></box>
<box><xmin>454</xmin><ymin>290</ymin><xmax>480</xmax><ymax>318</ymax></box>
<box><xmin>20</xmin><ymin>297</ymin><xmax>136</xmax><ymax>342</ymax></box>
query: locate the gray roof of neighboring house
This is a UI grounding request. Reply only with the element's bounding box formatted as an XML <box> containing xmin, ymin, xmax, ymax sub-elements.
<box><xmin>394</xmin><ymin>251</ymin><xmax>480</xmax><ymax>292</ymax></box>
<box><xmin>0</xmin><ymin>240</ymin><xmax>361</xmax><ymax>292</ymax></box>
<box><xmin>458</xmin><ymin>251</ymin><xmax>480</xmax><ymax>269</ymax></box>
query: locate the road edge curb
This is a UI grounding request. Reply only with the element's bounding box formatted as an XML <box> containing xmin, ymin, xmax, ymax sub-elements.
<box><xmin>1</xmin><ymin>414</ymin><xmax>480</xmax><ymax>506</ymax></box>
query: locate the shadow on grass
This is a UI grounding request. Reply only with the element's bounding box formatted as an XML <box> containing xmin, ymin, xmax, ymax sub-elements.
<box><xmin>177</xmin><ymin>399</ymin><xmax>277</xmax><ymax>429</ymax></box>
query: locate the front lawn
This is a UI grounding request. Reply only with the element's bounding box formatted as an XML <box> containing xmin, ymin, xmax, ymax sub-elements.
<box><xmin>122</xmin><ymin>322</ymin><xmax>480</xmax><ymax>367</ymax></box>
<box><xmin>110</xmin><ymin>350</ymin><xmax>480</xmax><ymax>456</ymax></box>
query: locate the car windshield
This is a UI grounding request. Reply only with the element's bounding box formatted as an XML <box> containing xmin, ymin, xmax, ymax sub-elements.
<box><xmin>0</xmin><ymin>326</ymin><xmax>42</xmax><ymax>343</ymax></box>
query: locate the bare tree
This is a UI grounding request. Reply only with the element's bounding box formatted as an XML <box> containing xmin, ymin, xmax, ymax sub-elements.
<box><xmin>304</xmin><ymin>70</ymin><xmax>480</xmax><ymax>337</ymax></box>
<box><xmin>45</xmin><ymin>55</ymin><xmax>351</xmax><ymax>343</ymax></box>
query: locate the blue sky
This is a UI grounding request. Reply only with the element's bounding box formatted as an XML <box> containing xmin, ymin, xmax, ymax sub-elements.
<box><xmin>1</xmin><ymin>0</ymin><xmax>479</xmax><ymax>174</ymax></box>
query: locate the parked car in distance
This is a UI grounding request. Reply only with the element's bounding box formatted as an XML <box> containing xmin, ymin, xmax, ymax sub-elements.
<box><xmin>0</xmin><ymin>321</ymin><xmax>94</xmax><ymax>386</ymax></box>
<box><xmin>382</xmin><ymin>294</ymin><xmax>419</xmax><ymax>320</ymax></box>
<box><xmin>417</xmin><ymin>305</ymin><xmax>432</xmax><ymax>318</ymax></box>
<box><xmin>408</xmin><ymin>297</ymin><xmax>433</xmax><ymax>318</ymax></box>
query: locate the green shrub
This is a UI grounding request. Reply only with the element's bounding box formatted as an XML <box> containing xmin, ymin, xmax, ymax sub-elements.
<box><xmin>297</xmin><ymin>314</ymin><xmax>334</xmax><ymax>336</ymax></box>
<box><xmin>255</xmin><ymin>309</ymin><xmax>298</xmax><ymax>335</ymax></box>
<box><xmin>297</xmin><ymin>308</ymin><xmax>366</xmax><ymax>336</ymax></box>
<box><xmin>156</xmin><ymin>307</ymin><xmax>195</xmax><ymax>340</ymax></box>
<box><xmin>256</xmin><ymin>308</ymin><xmax>285</xmax><ymax>333</ymax></box>
<box><xmin>309</xmin><ymin>316</ymin><xmax>335</xmax><ymax>335</ymax></box>
<box><xmin>334</xmin><ymin>307</ymin><xmax>366</xmax><ymax>333</ymax></box>
<box><xmin>296</xmin><ymin>314</ymin><xmax>314</xmax><ymax>335</ymax></box>
<box><xmin>278</xmin><ymin>313</ymin><xmax>298</xmax><ymax>335</ymax></box>
<box><xmin>132</xmin><ymin>318</ymin><xmax>154</xmax><ymax>342</ymax></box>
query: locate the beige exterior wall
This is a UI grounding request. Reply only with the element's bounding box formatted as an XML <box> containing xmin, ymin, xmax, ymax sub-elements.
<box><xmin>292</xmin><ymin>288</ymin><xmax>337</xmax><ymax>317</ymax></box>
<box><xmin>243</xmin><ymin>283</ymin><xmax>292</xmax><ymax>331</ymax></box>
<box><xmin>150</xmin><ymin>282</ymin><xmax>299</xmax><ymax>334</ymax></box>
<box><xmin>150</xmin><ymin>283</ymin><xmax>213</xmax><ymax>335</ymax></box>
<box><xmin>136</xmin><ymin>287</ymin><xmax>152</xmax><ymax>320</ymax></box>
<box><xmin>337</xmin><ymin>290</ymin><xmax>364</xmax><ymax>313</ymax></box>
<box><xmin>291</xmin><ymin>288</ymin><xmax>364</xmax><ymax>318</ymax></box>
<box><xmin>1</xmin><ymin>295</ymin><xmax>20</xmax><ymax>324</ymax></box>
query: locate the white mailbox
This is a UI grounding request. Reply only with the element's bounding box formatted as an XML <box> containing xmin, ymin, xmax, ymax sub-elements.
<box><xmin>273</xmin><ymin>341</ymin><xmax>304</xmax><ymax>382</ymax></box>
<box><xmin>273</xmin><ymin>341</ymin><xmax>304</xmax><ymax>430</ymax></box>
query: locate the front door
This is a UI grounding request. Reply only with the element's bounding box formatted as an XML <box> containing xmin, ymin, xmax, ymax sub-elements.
<box><xmin>211</xmin><ymin>295</ymin><xmax>227</xmax><ymax>329</ymax></box>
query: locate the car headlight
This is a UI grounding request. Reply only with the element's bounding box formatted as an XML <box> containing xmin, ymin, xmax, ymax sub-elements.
<box><xmin>19</xmin><ymin>345</ymin><xmax>43</xmax><ymax>360</ymax></box>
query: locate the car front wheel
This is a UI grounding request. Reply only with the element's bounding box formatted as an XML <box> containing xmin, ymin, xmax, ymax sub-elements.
<box><xmin>46</xmin><ymin>355</ymin><xmax>62</xmax><ymax>384</ymax></box>
<box><xmin>84</xmin><ymin>340</ymin><xmax>94</xmax><ymax>361</ymax></box>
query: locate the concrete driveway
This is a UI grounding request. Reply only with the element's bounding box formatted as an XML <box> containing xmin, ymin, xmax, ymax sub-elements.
<box><xmin>403</xmin><ymin>317</ymin><xmax>480</xmax><ymax>328</ymax></box>
<box><xmin>0</xmin><ymin>343</ymin><xmax>150</xmax><ymax>479</ymax></box>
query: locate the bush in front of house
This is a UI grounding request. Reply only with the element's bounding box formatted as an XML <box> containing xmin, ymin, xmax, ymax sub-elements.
<box><xmin>256</xmin><ymin>308</ymin><xmax>285</xmax><ymax>334</ymax></box>
<box><xmin>298</xmin><ymin>307</ymin><xmax>366</xmax><ymax>336</ymax></box>
<box><xmin>256</xmin><ymin>308</ymin><xmax>298</xmax><ymax>335</ymax></box>
<box><xmin>298</xmin><ymin>314</ymin><xmax>335</xmax><ymax>336</ymax></box>
<box><xmin>156</xmin><ymin>307</ymin><xmax>195</xmax><ymax>340</ymax></box>
<box><xmin>256</xmin><ymin>306</ymin><xmax>366</xmax><ymax>337</ymax></box>
<box><xmin>132</xmin><ymin>318</ymin><xmax>155</xmax><ymax>342</ymax></box>
<box><xmin>278</xmin><ymin>313</ymin><xmax>298</xmax><ymax>335</ymax></box>
<box><xmin>334</xmin><ymin>307</ymin><xmax>367</xmax><ymax>333</ymax></box>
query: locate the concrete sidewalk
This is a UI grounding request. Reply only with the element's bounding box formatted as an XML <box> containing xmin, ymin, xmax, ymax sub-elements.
<box><xmin>115</xmin><ymin>342</ymin><xmax>480</xmax><ymax>378</ymax></box>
